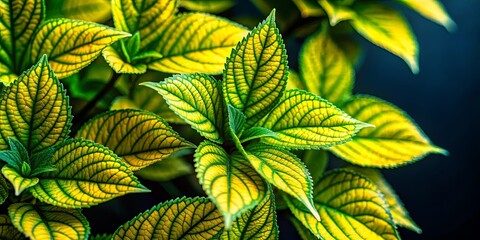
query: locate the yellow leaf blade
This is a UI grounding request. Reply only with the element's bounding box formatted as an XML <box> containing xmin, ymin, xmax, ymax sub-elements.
<box><xmin>102</xmin><ymin>46</ymin><xmax>147</xmax><ymax>74</ymax></box>
<box><xmin>319</xmin><ymin>0</ymin><xmax>355</xmax><ymax>25</ymax></box>
<box><xmin>149</xmin><ymin>13</ymin><xmax>248</xmax><ymax>74</ymax></box>
<box><xmin>1</xmin><ymin>166</ymin><xmax>38</xmax><ymax>196</ymax></box>
<box><xmin>0</xmin><ymin>56</ymin><xmax>71</xmax><ymax>153</ymax></box>
<box><xmin>30</xmin><ymin>139</ymin><xmax>148</xmax><ymax>208</ymax></box>
<box><xmin>47</xmin><ymin>0</ymin><xmax>112</xmax><ymax>23</ymax></box>
<box><xmin>142</xmin><ymin>74</ymin><xmax>226</xmax><ymax>144</ymax></box>
<box><xmin>180</xmin><ymin>0</ymin><xmax>235</xmax><ymax>13</ymax></box>
<box><xmin>9</xmin><ymin>203</ymin><xmax>89</xmax><ymax>240</ymax></box>
<box><xmin>31</xmin><ymin>19</ymin><xmax>130</xmax><ymax>78</ymax></box>
<box><xmin>194</xmin><ymin>141</ymin><xmax>267</xmax><ymax>228</ymax></box>
<box><xmin>331</xmin><ymin>95</ymin><xmax>446</xmax><ymax>167</ymax></box>
<box><xmin>351</xmin><ymin>3</ymin><xmax>419</xmax><ymax>73</ymax></box>
<box><xmin>398</xmin><ymin>0</ymin><xmax>456</xmax><ymax>31</ymax></box>
<box><xmin>261</xmin><ymin>89</ymin><xmax>370</xmax><ymax>150</ymax></box>
<box><xmin>223</xmin><ymin>10</ymin><xmax>288</xmax><ymax>127</ymax></box>
<box><xmin>113</xmin><ymin>197</ymin><xmax>224</xmax><ymax>240</ymax></box>
<box><xmin>135</xmin><ymin>156</ymin><xmax>193</xmax><ymax>182</ymax></box>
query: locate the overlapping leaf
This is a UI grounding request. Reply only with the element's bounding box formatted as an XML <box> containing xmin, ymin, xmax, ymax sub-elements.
<box><xmin>331</xmin><ymin>95</ymin><xmax>446</xmax><ymax>167</ymax></box>
<box><xmin>30</xmin><ymin>19</ymin><xmax>130</xmax><ymax>78</ymax></box>
<box><xmin>1</xmin><ymin>165</ymin><xmax>39</xmax><ymax>196</ymax></box>
<box><xmin>112</xmin><ymin>0</ymin><xmax>176</xmax><ymax>48</ymax></box>
<box><xmin>30</xmin><ymin>139</ymin><xmax>148</xmax><ymax>208</ymax></box>
<box><xmin>299</xmin><ymin>28</ymin><xmax>353</xmax><ymax>104</ymax></box>
<box><xmin>0</xmin><ymin>0</ymin><xmax>44</xmax><ymax>85</ymax></box>
<box><xmin>319</xmin><ymin>0</ymin><xmax>355</xmax><ymax>25</ymax></box>
<box><xmin>290</xmin><ymin>217</ymin><xmax>317</xmax><ymax>240</ymax></box>
<box><xmin>46</xmin><ymin>0</ymin><xmax>112</xmax><ymax>23</ymax></box>
<box><xmin>194</xmin><ymin>141</ymin><xmax>267</xmax><ymax>228</ymax></box>
<box><xmin>77</xmin><ymin>110</ymin><xmax>193</xmax><ymax>171</ymax></box>
<box><xmin>221</xmin><ymin>186</ymin><xmax>278</xmax><ymax>239</ymax></box>
<box><xmin>303</xmin><ymin>150</ymin><xmax>328</xmax><ymax>182</ymax></box>
<box><xmin>285</xmin><ymin>169</ymin><xmax>399</xmax><ymax>239</ymax></box>
<box><xmin>397</xmin><ymin>0</ymin><xmax>456</xmax><ymax>31</ymax></box>
<box><xmin>223</xmin><ymin>10</ymin><xmax>288</xmax><ymax>127</ymax></box>
<box><xmin>142</xmin><ymin>74</ymin><xmax>225</xmax><ymax>143</ymax></box>
<box><xmin>9</xmin><ymin>203</ymin><xmax>89</xmax><ymax>240</ymax></box>
<box><xmin>260</xmin><ymin>89</ymin><xmax>370</xmax><ymax>149</ymax></box>
<box><xmin>112</xmin><ymin>197</ymin><xmax>224</xmax><ymax>239</ymax></box>
<box><xmin>180</xmin><ymin>0</ymin><xmax>235</xmax><ymax>13</ymax></box>
<box><xmin>111</xmin><ymin>86</ymin><xmax>183</xmax><ymax>124</ymax></box>
<box><xmin>292</xmin><ymin>0</ymin><xmax>325</xmax><ymax>17</ymax></box>
<box><xmin>0</xmin><ymin>56</ymin><xmax>71</xmax><ymax>153</ymax></box>
<box><xmin>245</xmin><ymin>144</ymin><xmax>319</xmax><ymax>220</ymax></box>
<box><xmin>347</xmin><ymin>166</ymin><xmax>421</xmax><ymax>233</ymax></box>
<box><xmin>351</xmin><ymin>2</ymin><xmax>419</xmax><ymax>73</ymax></box>
<box><xmin>135</xmin><ymin>156</ymin><xmax>193</xmax><ymax>182</ymax></box>
<box><xmin>0</xmin><ymin>175</ymin><xmax>8</xmax><ymax>204</ymax></box>
<box><xmin>149</xmin><ymin>13</ymin><xmax>248</xmax><ymax>74</ymax></box>
<box><xmin>102</xmin><ymin>46</ymin><xmax>147</xmax><ymax>74</ymax></box>
<box><xmin>0</xmin><ymin>214</ymin><xmax>23</xmax><ymax>239</ymax></box>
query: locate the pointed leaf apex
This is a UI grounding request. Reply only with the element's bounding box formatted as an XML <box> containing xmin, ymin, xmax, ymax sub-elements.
<box><xmin>432</xmin><ymin>146</ymin><xmax>449</xmax><ymax>156</ymax></box>
<box><xmin>444</xmin><ymin>19</ymin><xmax>457</xmax><ymax>32</ymax></box>
<box><xmin>224</xmin><ymin>213</ymin><xmax>233</xmax><ymax>230</ymax></box>
<box><xmin>306</xmin><ymin>201</ymin><xmax>321</xmax><ymax>221</ymax></box>
<box><xmin>39</xmin><ymin>54</ymin><xmax>48</xmax><ymax>62</ymax></box>
<box><xmin>133</xmin><ymin>184</ymin><xmax>151</xmax><ymax>193</ymax></box>
<box><xmin>268</xmin><ymin>9</ymin><xmax>276</xmax><ymax>20</ymax></box>
<box><xmin>357</xmin><ymin>122</ymin><xmax>375</xmax><ymax>129</ymax></box>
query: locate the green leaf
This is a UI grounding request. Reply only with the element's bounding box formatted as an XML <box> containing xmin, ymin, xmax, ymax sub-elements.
<box><xmin>319</xmin><ymin>0</ymin><xmax>355</xmax><ymax>25</ymax></box>
<box><xmin>0</xmin><ymin>138</ymin><xmax>28</xmax><ymax>168</ymax></box>
<box><xmin>194</xmin><ymin>141</ymin><xmax>267</xmax><ymax>229</ymax></box>
<box><xmin>110</xmin><ymin>86</ymin><xmax>184</xmax><ymax>124</ymax></box>
<box><xmin>240</xmin><ymin>127</ymin><xmax>278</xmax><ymax>143</ymax></box>
<box><xmin>351</xmin><ymin>2</ymin><xmax>419</xmax><ymax>73</ymax></box>
<box><xmin>346</xmin><ymin>166</ymin><xmax>421</xmax><ymax>233</ymax></box>
<box><xmin>228</xmin><ymin>105</ymin><xmax>246</xmax><ymax>137</ymax></box>
<box><xmin>180</xmin><ymin>0</ymin><xmax>235</xmax><ymax>13</ymax></box>
<box><xmin>29</xmin><ymin>139</ymin><xmax>148</xmax><ymax>208</ymax></box>
<box><xmin>102</xmin><ymin>46</ymin><xmax>147</xmax><ymax>74</ymax></box>
<box><xmin>77</xmin><ymin>110</ymin><xmax>193</xmax><ymax>171</ymax></box>
<box><xmin>299</xmin><ymin>27</ymin><xmax>353</xmax><ymax>105</ymax></box>
<box><xmin>223</xmin><ymin>10</ymin><xmax>288</xmax><ymax>128</ymax></box>
<box><xmin>46</xmin><ymin>0</ymin><xmax>112</xmax><ymax>23</ymax></box>
<box><xmin>0</xmin><ymin>56</ymin><xmax>71</xmax><ymax>154</ymax></box>
<box><xmin>112</xmin><ymin>0</ymin><xmax>176</xmax><ymax>49</ymax></box>
<box><xmin>285</xmin><ymin>169</ymin><xmax>399</xmax><ymax>239</ymax></box>
<box><xmin>245</xmin><ymin>144</ymin><xmax>319</xmax><ymax>220</ymax></box>
<box><xmin>112</xmin><ymin>197</ymin><xmax>224</xmax><ymax>239</ymax></box>
<box><xmin>90</xmin><ymin>233</ymin><xmax>112</xmax><ymax>240</ymax></box>
<box><xmin>0</xmin><ymin>214</ymin><xmax>23</xmax><ymax>240</ymax></box>
<box><xmin>331</xmin><ymin>95</ymin><xmax>446</xmax><ymax>167</ymax></box>
<box><xmin>260</xmin><ymin>89</ymin><xmax>371</xmax><ymax>149</ymax></box>
<box><xmin>0</xmin><ymin>175</ymin><xmax>8</xmax><ymax>204</ymax></box>
<box><xmin>397</xmin><ymin>0</ymin><xmax>456</xmax><ymax>31</ymax></box>
<box><xmin>221</xmin><ymin>186</ymin><xmax>278</xmax><ymax>239</ymax></box>
<box><xmin>9</xmin><ymin>203</ymin><xmax>89</xmax><ymax>240</ymax></box>
<box><xmin>290</xmin><ymin>217</ymin><xmax>317</xmax><ymax>240</ymax></box>
<box><xmin>0</xmin><ymin>0</ymin><xmax>44</xmax><ymax>84</ymax></box>
<box><xmin>30</xmin><ymin>19</ymin><xmax>130</xmax><ymax>78</ymax></box>
<box><xmin>303</xmin><ymin>150</ymin><xmax>328</xmax><ymax>182</ymax></box>
<box><xmin>1</xmin><ymin>165</ymin><xmax>38</xmax><ymax>196</ymax></box>
<box><xmin>149</xmin><ymin>13</ymin><xmax>248</xmax><ymax>74</ymax></box>
<box><xmin>142</xmin><ymin>74</ymin><xmax>226</xmax><ymax>144</ymax></box>
<box><xmin>135</xmin><ymin>156</ymin><xmax>193</xmax><ymax>182</ymax></box>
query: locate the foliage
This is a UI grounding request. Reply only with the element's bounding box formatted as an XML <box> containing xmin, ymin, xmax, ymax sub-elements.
<box><xmin>0</xmin><ymin>0</ymin><xmax>453</xmax><ymax>239</ymax></box>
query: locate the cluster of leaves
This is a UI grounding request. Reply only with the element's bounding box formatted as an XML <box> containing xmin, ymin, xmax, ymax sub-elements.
<box><xmin>0</xmin><ymin>0</ymin><xmax>453</xmax><ymax>239</ymax></box>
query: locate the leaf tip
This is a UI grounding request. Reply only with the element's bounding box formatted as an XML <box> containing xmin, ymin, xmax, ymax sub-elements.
<box><xmin>305</xmin><ymin>201</ymin><xmax>321</xmax><ymax>222</ymax></box>
<box><xmin>223</xmin><ymin>213</ymin><xmax>233</xmax><ymax>230</ymax></box>
<box><xmin>432</xmin><ymin>146</ymin><xmax>449</xmax><ymax>156</ymax></box>
<box><xmin>444</xmin><ymin>19</ymin><xmax>457</xmax><ymax>32</ymax></box>
<box><xmin>133</xmin><ymin>184</ymin><xmax>151</xmax><ymax>193</ymax></box>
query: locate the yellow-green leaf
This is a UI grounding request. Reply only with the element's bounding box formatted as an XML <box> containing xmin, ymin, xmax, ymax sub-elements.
<box><xmin>30</xmin><ymin>139</ymin><xmax>148</xmax><ymax>208</ymax></box>
<box><xmin>397</xmin><ymin>0</ymin><xmax>456</xmax><ymax>31</ymax></box>
<box><xmin>111</xmin><ymin>86</ymin><xmax>184</xmax><ymax>124</ymax></box>
<box><xmin>292</xmin><ymin>0</ymin><xmax>325</xmax><ymax>17</ymax></box>
<box><xmin>221</xmin><ymin>186</ymin><xmax>278</xmax><ymax>239</ymax></box>
<box><xmin>351</xmin><ymin>2</ymin><xmax>419</xmax><ymax>73</ymax></box>
<box><xmin>260</xmin><ymin>89</ymin><xmax>370</xmax><ymax>149</ymax></box>
<box><xmin>246</xmin><ymin>144</ymin><xmax>319</xmax><ymax>220</ymax></box>
<box><xmin>346</xmin><ymin>166</ymin><xmax>421</xmax><ymax>233</ymax></box>
<box><xmin>331</xmin><ymin>95</ymin><xmax>446</xmax><ymax>167</ymax></box>
<box><xmin>0</xmin><ymin>214</ymin><xmax>23</xmax><ymax>240</ymax></box>
<box><xmin>46</xmin><ymin>0</ymin><xmax>112</xmax><ymax>23</ymax></box>
<box><xmin>319</xmin><ymin>0</ymin><xmax>355</xmax><ymax>25</ymax></box>
<box><xmin>9</xmin><ymin>203</ymin><xmax>89</xmax><ymax>240</ymax></box>
<box><xmin>290</xmin><ymin>217</ymin><xmax>317</xmax><ymax>240</ymax></box>
<box><xmin>0</xmin><ymin>56</ymin><xmax>71</xmax><ymax>153</ymax></box>
<box><xmin>77</xmin><ymin>110</ymin><xmax>193</xmax><ymax>171</ymax></box>
<box><xmin>194</xmin><ymin>141</ymin><xmax>267</xmax><ymax>228</ymax></box>
<box><xmin>149</xmin><ymin>13</ymin><xmax>248</xmax><ymax>74</ymax></box>
<box><xmin>180</xmin><ymin>0</ymin><xmax>235</xmax><ymax>13</ymax></box>
<box><xmin>299</xmin><ymin>27</ymin><xmax>353</xmax><ymax>104</ymax></box>
<box><xmin>1</xmin><ymin>166</ymin><xmax>38</xmax><ymax>196</ymax></box>
<box><xmin>286</xmin><ymin>70</ymin><xmax>304</xmax><ymax>90</ymax></box>
<box><xmin>31</xmin><ymin>19</ymin><xmax>130</xmax><ymax>78</ymax></box>
<box><xmin>112</xmin><ymin>197</ymin><xmax>224</xmax><ymax>240</ymax></box>
<box><xmin>112</xmin><ymin>0</ymin><xmax>176</xmax><ymax>49</ymax></box>
<box><xmin>102</xmin><ymin>46</ymin><xmax>147</xmax><ymax>74</ymax></box>
<box><xmin>224</xmin><ymin>10</ymin><xmax>287</xmax><ymax>127</ymax></box>
<box><xmin>285</xmin><ymin>169</ymin><xmax>399</xmax><ymax>239</ymax></box>
<box><xmin>142</xmin><ymin>74</ymin><xmax>226</xmax><ymax>143</ymax></box>
<box><xmin>0</xmin><ymin>0</ymin><xmax>44</xmax><ymax>84</ymax></box>
<box><xmin>135</xmin><ymin>156</ymin><xmax>193</xmax><ymax>182</ymax></box>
